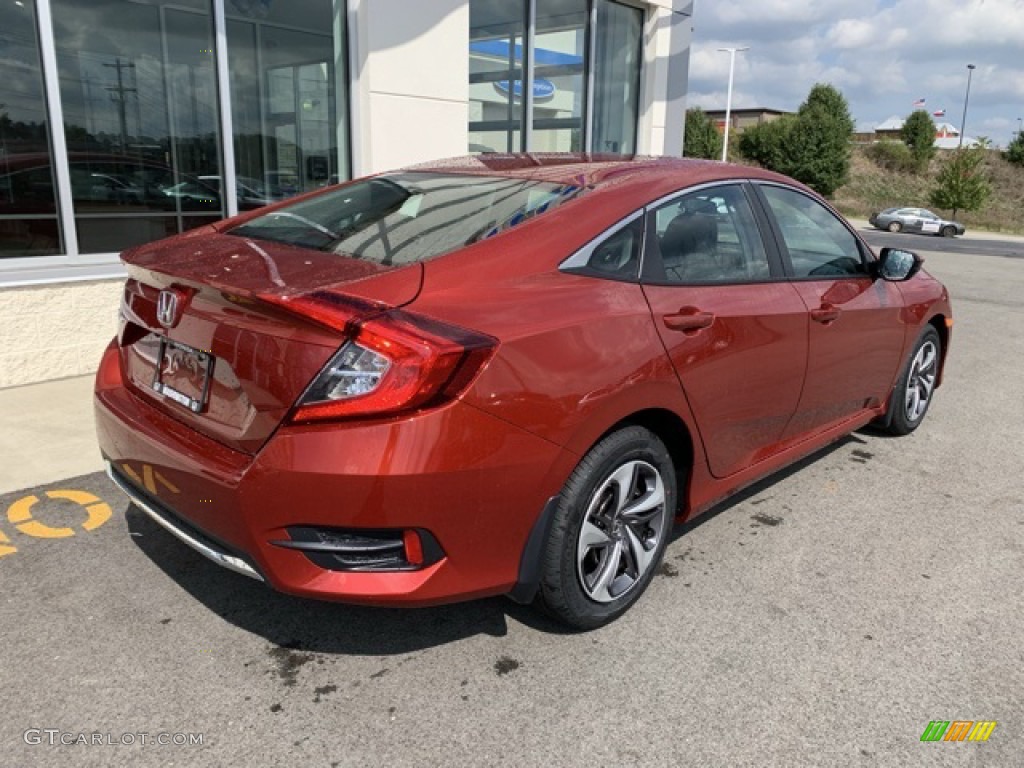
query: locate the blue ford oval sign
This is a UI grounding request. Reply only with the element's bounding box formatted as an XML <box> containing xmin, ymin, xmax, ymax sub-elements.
<box><xmin>494</xmin><ymin>79</ymin><xmax>556</xmax><ymax>100</ymax></box>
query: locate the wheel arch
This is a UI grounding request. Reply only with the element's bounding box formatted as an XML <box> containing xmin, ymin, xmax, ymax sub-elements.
<box><xmin>508</xmin><ymin>407</ymin><xmax>697</xmax><ymax>606</ymax></box>
<box><xmin>927</xmin><ymin>313</ymin><xmax>951</xmax><ymax>387</ymax></box>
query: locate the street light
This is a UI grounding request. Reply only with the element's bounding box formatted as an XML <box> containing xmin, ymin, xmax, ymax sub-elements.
<box><xmin>1017</xmin><ymin>117</ymin><xmax>1022</xmax><ymax>136</ymax></box>
<box><xmin>718</xmin><ymin>46</ymin><xmax>749</xmax><ymax>162</ymax></box>
<box><xmin>958</xmin><ymin>63</ymin><xmax>976</xmax><ymax>148</ymax></box>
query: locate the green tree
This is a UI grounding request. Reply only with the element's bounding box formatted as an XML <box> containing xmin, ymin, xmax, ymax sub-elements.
<box><xmin>1005</xmin><ymin>131</ymin><xmax>1024</xmax><ymax>166</ymax></box>
<box><xmin>736</xmin><ymin>83</ymin><xmax>854</xmax><ymax>197</ymax></box>
<box><xmin>901</xmin><ymin>110</ymin><xmax>937</xmax><ymax>171</ymax></box>
<box><xmin>929</xmin><ymin>146</ymin><xmax>991</xmax><ymax>219</ymax></box>
<box><xmin>737</xmin><ymin>116</ymin><xmax>793</xmax><ymax>170</ymax></box>
<box><xmin>683</xmin><ymin>107</ymin><xmax>723</xmax><ymax>160</ymax></box>
<box><xmin>786</xmin><ymin>84</ymin><xmax>855</xmax><ymax>196</ymax></box>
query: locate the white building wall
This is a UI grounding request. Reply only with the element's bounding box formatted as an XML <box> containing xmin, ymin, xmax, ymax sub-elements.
<box><xmin>349</xmin><ymin>0</ymin><xmax>469</xmax><ymax>175</ymax></box>
<box><xmin>639</xmin><ymin>0</ymin><xmax>692</xmax><ymax>157</ymax></box>
<box><xmin>0</xmin><ymin>280</ymin><xmax>120</xmax><ymax>389</ymax></box>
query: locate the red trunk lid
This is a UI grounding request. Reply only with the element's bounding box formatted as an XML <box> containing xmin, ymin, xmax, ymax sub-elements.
<box><xmin>116</xmin><ymin>230</ymin><xmax>422</xmax><ymax>454</ymax></box>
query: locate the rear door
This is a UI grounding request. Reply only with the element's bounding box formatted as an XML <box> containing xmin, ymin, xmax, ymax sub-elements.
<box><xmin>753</xmin><ymin>183</ymin><xmax>907</xmax><ymax>439</ymax></box>
<box><xmin>640</xmin><ymin>183</ymin><xmax>809</xmax><ymax>479</ymax></box>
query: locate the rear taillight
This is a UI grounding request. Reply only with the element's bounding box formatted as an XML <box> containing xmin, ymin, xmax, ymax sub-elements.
<box><xmin>290</xmin><ymin>310</ymin><xmax>496</xmax><ymax>422</ymax></box>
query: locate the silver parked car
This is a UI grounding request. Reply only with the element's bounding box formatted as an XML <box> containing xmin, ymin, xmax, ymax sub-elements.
<box><xmin>869</xmin><ymin>207</ymin><xmax>965</xmax><ymax>237</ymax></box>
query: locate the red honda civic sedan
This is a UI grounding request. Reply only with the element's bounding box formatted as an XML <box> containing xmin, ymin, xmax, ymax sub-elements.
<box><xmin>95</xmin><ymin>155</ymin><xmax>951</xmax><ymax>628</ymax></box>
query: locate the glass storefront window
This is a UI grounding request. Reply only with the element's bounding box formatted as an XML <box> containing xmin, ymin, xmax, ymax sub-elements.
<box><xmin>227</xmin><ymin>1</ymin><xmax>341</xmax><ymax>204</ymax></box>
<box><xmin>0</xmin><ymin>0</ymin><xmax>63</xmax><ymax>257</ymax></box>
<box><xmin>593</xmin><ymin>1</ymin><xmax>643</xmax><ymax>154</ymax></box>
<box><xmin>51</xmin><ymin>0</ymin><xmax>223</xmax><ymax>253</ymax></box>
<box><xmin>469</xmin><ymin>0</ymin><xmax>526</xmax><ymax>153</ymax></box>
<box><xmin>533</xmin><ymin>0</ymin><xmax>587</xmax><ymax>152</ymax></box>
<box><xmin>468</xmin><ymin>0</ymin><xmax>643</xmax><ymax>156</ymax></box>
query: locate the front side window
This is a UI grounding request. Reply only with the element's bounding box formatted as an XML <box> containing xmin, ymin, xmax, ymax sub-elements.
<box><xmin>758</xmin><ymin>185</ymin><xmax>868</xmax><ymax>278</ymax></box>
<box><xmin>229</xmin><ymin>173</ymin><xmax>582</xmax><ymax>266</ymax></box>
<box><xmin>646</xmin><ymin>185</ymin><xmax>771</xmax><ymax>284</ymax></box>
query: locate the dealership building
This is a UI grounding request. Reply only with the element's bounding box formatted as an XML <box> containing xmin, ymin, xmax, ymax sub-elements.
<box><xmin>0</xmin><ymin>0</ymin><xmax>692</xmax><ymax>388</ymax></box>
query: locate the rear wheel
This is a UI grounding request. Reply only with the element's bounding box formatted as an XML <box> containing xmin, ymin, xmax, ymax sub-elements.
<box><xmin>883</xmin><ymin>326</ymin><xmax>941</xmax><ymax>435</ymax></box>
<box><xmin>536</xmin><ymin>426</ymin><xmax>677</xmax><ymax>630</ymax></box>
<box><xmin>888</xmin><ymin>221</ymin><xmax>902</xmax><ymax>233</ymax></box>
<box><xmin>941</xmin><ymin>225</ymin><xmax>957</xmax><ymax>238</ymax></box>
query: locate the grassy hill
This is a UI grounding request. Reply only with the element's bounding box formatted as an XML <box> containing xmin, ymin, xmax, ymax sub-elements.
<box><xmin>830</xmin><ymin>145</ymin><xmax>1024</xmax><ymax>235</ymax></box>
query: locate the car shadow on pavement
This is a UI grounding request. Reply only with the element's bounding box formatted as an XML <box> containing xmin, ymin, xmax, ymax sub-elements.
<box><xmin>123</xmin><ymin>435</ymin><xmax>864</xmax><ymax>653</ymax></box>
<box><xmin>124</xmin><ymin>506</ymin><xmax>575</xmax><ymax>654</ymax></box>
<box><xmin>669</xmin><ymin>435</ymin><xmax>862</xmax><ymax>542</ymax></box>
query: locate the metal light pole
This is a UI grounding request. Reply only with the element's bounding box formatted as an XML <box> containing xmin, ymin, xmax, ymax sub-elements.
<box><xmin>958</xmin><ymin>64</ymin><xmax>976</xmax><ymax>148</ymax></box>
<box><xmin>1017</xmin><ymin>117</ymin><xmax>1022</xmax><ymax>136</ymax></box>
<box><xmin>718</xmin><ymin>46</ymin><xmax>749</xmax><ymax>162</ymax></box>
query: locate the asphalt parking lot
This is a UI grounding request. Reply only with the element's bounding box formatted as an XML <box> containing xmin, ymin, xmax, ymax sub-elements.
<box><xmin>1</xmin><ymin>247</ymin><xmax>1021</xmax><ymax>767</ymax></box>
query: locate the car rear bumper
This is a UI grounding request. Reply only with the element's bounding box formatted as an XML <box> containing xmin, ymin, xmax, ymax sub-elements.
<box><xmin>95</xmin><ymin>343</ymin><xmax>574</xmax><ymax>607</ymax></box>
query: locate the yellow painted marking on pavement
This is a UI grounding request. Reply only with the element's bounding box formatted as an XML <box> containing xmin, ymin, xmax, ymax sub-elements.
<box><xmin>5</xmin><ymin>490</ymin><xmax>113</xmax><ymax>539</ymax></box>
<box><xmin>0</xmin><ymin>529</ymin><xmax>16</xmax><ymax>558</ymax></box>
<box><xmin>45</xmin><ymin>490</ymin><xmax>112</xmax><ymax>531</ymax></box>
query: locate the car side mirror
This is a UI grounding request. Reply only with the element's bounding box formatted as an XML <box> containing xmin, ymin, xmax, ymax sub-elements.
<box><xmin>876</xmin><ymin>247</ymin><xmax>923</xmax><ymax>282</ymax></box>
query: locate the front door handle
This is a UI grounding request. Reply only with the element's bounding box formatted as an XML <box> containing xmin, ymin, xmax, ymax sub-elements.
<box><xmin>663</xmin><ymin>308</ymin><xmax>715</xmax><ymax>333</ymax></box>
<box><xmin>810</xmin><ymin>304</ymin><xmax>841</xmax><ymax>324</ymax></box>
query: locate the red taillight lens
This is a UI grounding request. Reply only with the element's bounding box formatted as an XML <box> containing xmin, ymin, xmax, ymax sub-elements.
<box><xmin>290</xmin><ymin>310</ymin><xmax>497</xmax><ymax>423</ymax></box>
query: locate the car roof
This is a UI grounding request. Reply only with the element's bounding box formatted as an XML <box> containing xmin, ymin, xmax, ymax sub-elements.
<box><xmin>405</xmin><ymin>154</ymin><xmax>806</xmax><ymax>203</ymax></box>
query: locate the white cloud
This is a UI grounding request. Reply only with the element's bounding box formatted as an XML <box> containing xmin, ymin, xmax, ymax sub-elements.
<box><xmin>689</xmin><ymin>0</ymin><xmax>1024</xmax><ymax>146</ymax></box>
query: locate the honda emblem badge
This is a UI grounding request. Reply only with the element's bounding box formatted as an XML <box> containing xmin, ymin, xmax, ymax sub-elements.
<box><xmin>156</xmin><ymin>289</ymin><xmax>180</xmax><ymax>329</ymax></box>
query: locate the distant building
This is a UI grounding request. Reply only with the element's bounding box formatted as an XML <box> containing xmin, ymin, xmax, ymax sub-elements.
<box><xmin>702</xmin><ymin>107</ymin><xmax>792</xmax><ymax>135</ymax></box>
<box><xmin>871</xmin><ymin>116</ymin><xmax>981</xmax><ymax>148</ymax></box>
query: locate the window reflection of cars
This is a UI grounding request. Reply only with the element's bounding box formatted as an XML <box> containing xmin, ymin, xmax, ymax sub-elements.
<box><xmin>197</xmin><ymin>175</ymin><xmax>275</xmax><ymax>210</ymax></box>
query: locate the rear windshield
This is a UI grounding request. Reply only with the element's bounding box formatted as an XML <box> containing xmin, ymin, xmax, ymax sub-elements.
<box><xmin>228</xmin><ymin>172</ymin><xmax>582</xmax><ymax>266</ymax></box>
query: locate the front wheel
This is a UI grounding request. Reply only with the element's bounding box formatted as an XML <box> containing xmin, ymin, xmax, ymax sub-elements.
<box><xmin>883</xmin><ymin>326</ymin><xmax>942</xmax><ymax>435</ymax></box>
<box><xmin>941</xmin><ymin>225</ymin><xmax>957</xmax><ymax>238</ymax></box>
<box><xmin>536</xmin><ymin>426</ymin><xmax>677</xmax><ymax>630</ymax></box>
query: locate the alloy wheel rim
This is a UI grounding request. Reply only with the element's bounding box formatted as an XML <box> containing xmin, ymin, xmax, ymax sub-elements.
<box><xmin>576</xmin><ymin>460</ymin><xmax>667</xmax><ymax>604</ymax></box>
<box><xmin>905</xmin><ymin>340</ymin><xmax>938</xmax><ymax>422</ymax></box>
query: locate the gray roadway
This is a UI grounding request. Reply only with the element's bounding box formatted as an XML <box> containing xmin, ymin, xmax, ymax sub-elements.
<box><xmin>1</xmin><ymin>248</ymin><xmax>1022</xmax><ymax>767</ymax></box>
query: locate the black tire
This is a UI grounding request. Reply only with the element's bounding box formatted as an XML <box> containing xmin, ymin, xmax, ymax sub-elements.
<box><xmin>536</xmin><ymin>426</ymin><xmax>677</xmax><ymax>630</ymax></box>
<box><xmin>941</xmin><ymin>225</ymin><xmax>957</xmax><ymax>238</ymax></box>
<box><xmin>887</xmin><ymin>221</ymin><xmax>903</xmax><ymax>233</ymax></box>
<box><xmin>883</xmin><ymin>326</ymin><xmax>942</xmax><ymax>436</ymax></box>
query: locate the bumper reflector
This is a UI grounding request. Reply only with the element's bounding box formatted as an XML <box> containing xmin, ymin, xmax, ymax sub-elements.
<box><xmin>271</xmin><ymin>526</ymin><xmax>443</xmax><ymax>572</ymax></box>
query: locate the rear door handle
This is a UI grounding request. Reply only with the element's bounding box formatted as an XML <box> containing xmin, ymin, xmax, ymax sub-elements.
<box><xmin>810</xmin><ymin>304</ymin><xmax>841</xmax><ymax>324</ymax></box>
<box><xmin>663</xmin><ymin>308</ymin><xmax>715</xmax><ymax>333</ymax></box>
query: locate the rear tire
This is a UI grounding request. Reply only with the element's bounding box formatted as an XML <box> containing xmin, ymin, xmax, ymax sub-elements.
<box><xmin>888</xmin><ymin>221</ymin><xmax>902</xmax><ymax>233</ymax></box>
<box><xmin>536</xmin><ymin>426</ymin><xmax>677</xmax><ymax>630</ymax></box>
<box><xmin>883</xmin><ymin>326</ymin><xmax>942</xmax><ymax>436</ymax></box>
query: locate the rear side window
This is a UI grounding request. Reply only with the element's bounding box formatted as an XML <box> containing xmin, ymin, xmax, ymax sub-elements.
<box><xmin>228</xmin><ymin>172</ymin><xmax>582</xmax><ymax>266</ymax></box>
<box><xmin>759</xmin><ymin>185</ymin><xmax>868</xmax><ymax>278</ymax></box>
<box><xmin>647</xmin><ymin>184</ymin><xmax>771</xmax><ymax>284</ymax></box>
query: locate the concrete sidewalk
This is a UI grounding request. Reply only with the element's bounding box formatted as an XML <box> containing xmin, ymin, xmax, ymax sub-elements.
<box><xmin>0</xmin><ymin>375</ymin><xmax>103</xmax><ymax>495</ymax></box>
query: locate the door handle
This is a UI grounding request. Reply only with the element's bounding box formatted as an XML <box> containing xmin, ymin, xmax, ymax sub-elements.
<box><xmin>810</xmin><ymin>304</ymin><xmax>841</xmax><ymax>324</ymax></box>
<box><xmin>663</xmin><ymin>308</ymin><xmax>715</xmax><ymax>333</ymax></box>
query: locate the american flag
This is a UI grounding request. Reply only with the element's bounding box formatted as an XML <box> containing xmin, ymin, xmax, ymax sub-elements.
<box><xmin>933</xmin><ymin>109</ymin><xmax>946</xmax><ymax>117</ymax></box>
<box><xmin>912</xmin><ymin>98</ymin><xmax>926</xmax><ymax>108</ymax></box>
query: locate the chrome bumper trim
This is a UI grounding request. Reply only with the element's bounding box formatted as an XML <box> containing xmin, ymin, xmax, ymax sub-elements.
<box><xmin>105</xmin><ymin>462</ymin><xmax>264</xmax><ymax>582</ymax></box>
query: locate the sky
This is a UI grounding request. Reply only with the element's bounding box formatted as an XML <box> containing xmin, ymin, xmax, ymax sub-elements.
<box><xmin>687</xmin><ymin>0</ymin><xmax>1024</xmax><ymax>147</ymax></box>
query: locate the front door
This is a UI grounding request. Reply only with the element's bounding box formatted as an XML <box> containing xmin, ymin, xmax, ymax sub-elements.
<box><xmin>755</xmin><ymin>184</ymin><xmax>907</xmax><ymax>439</ymax></box>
